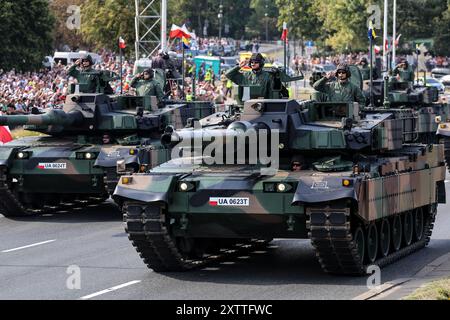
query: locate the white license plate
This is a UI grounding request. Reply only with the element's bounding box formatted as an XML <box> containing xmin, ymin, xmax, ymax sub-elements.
<box><xmin>209</xmin><ymin>197</ymin><xmax>249</xmax><ymax>207</ymax></box>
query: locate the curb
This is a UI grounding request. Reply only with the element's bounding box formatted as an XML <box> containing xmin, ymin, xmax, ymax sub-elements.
<box><xmin>352</xmin><ymin>252</ymin><xmax>450</xmax><ymax>300</ymax></box>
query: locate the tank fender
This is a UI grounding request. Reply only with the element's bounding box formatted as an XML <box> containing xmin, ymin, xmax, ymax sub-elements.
<box><xmin>113</xmin><ymin>174</ymin><xmax>178</xmax><ymax>203</ymax></box>
<box><xmin>292</xmin><ymin>176</ymin><xmax>359</xmax><ymax>205</ymax></box>
<box><xmin>94</xmin><ymin>147</ymin><xmax>139</xmax><ymax>167</ymax></box>
<box><xmin>0</xmin><ymin>146</ymin><xmax>20</xmax><ymax>167</ymax></box>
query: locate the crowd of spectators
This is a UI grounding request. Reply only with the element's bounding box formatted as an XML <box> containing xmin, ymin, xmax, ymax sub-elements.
<box><xmin>0</xmin><ymin>47</ymin><xmax>232</xmax><ymax>115</ymax></box>
<box><xmin>291</xmin><ymin>51</ymin><xmax>450</xmax><ymax>74</ymax></box>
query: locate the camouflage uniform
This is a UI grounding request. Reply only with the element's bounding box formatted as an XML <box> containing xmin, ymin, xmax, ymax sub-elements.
<box><xmin>225</xmin><ymin>53</ymin><xmax>273</xmax><ymax>99</ymax></box>
<box><xmin>313</xmin><ymin>64</ymin><xmax>366</xmax><ymax>106</ymax></box>
<box><xmin>130</xmin><ymin>76</ymin><xmax>164</xmax><ymax>102</ymax></box>
<box><xmin>67</xmin><ymin>55</ymin><xmax>116</xmax><ymax>94</ymax></box>
<box><xmin>393</xmin><ymin>63</ymin><xmax>415</xmax><ymax>82</ymax></box>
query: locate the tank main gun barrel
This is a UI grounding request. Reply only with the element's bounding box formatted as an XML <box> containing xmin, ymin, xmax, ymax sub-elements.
<box><xmin>0</xmin><ymin>109</ymin><xmax>84</xmax><ymax>127</ymax></box>
<box><xmin>161</xmin><ymin>121</ymin><xmax>270</xmax><ymax>148</ymax></box>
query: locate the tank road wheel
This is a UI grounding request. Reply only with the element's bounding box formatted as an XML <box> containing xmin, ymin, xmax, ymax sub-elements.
<box><xmin>379</xmin><ymin>219</ymin><xmax>391</xmax><ymax>257</ymax></box>
<box><xmin>403</xmin><ymin>211</ymin><xmax>414</xmax><ymax>246</ymax></box>
<box><xmin>414</xmin><ymin>207</ymin><xmax>425</xmax><ymax>241</ymax></box>
<box><xmin>366</xmin><ymin>223</ymin><xmax>378</xmax><ymax>263</ymax></box>
<box><xmin>391</xmin><ymin>215</ymin><xmax>403</xmax><ymax>252</ymax></box>
<box><xmin>353</xmin><ymin>226</ymin><xmax>365</xmax><ymax>264</ymax></box>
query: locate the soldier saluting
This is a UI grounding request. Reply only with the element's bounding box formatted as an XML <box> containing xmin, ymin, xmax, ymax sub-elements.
<box><xmin>130</xmin><ymin>68</ymin><xmax>164</xmax><ymax>103</ymax></box>
<box><xmin>67</xmin><ymin>54</ymin><xmax>117</xmax><ymax>94</ymax></box>
<box><xmin>313</xmin><ymin>63</ymin><xmax>366</xmax><ymax>107</ymax></box>
<box><xmin>225</xmin><ymin>53</ymin><xmax>274</xmax><ymax>99</ymax></box>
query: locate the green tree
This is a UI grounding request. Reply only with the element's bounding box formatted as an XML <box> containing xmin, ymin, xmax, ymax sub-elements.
<box><xmin>170</xmin><ymin>0</ymin><xmax>253</xmax><ymax>39</ymax></box>
<box><xmin>0</xmin><ymin>0</ymin><xmax>55</xmax><ymax>71</ymax></box>
<box><xmin>247</xmin><ymin>0</ymin><xmax>279</xmax><ymax>40</ymax></box>
<box><xmin>433</xmin><ymin>1</ymin><xmax>450</xmax><ymax>55</ymax></box>
<box><xmin>81</xmin><ymin>0</ymin><xmax>136</xmax><ymax>52</ymax></box>
<box><xmin>50</xmin><ymin>0</ymin><xmax>89</xmax><ymax>51</ymax></box>
<box><xmin>276</xmin><ymin>0</ymin><xmax>324</xmax><ymax>53</ymax></box>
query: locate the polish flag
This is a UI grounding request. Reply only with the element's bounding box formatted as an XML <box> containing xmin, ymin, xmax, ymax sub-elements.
<box><xmin>169</xmin><ymin>24</ymin><xmax>191</xmax><ymax>39</ymax></box>
<box><xmin>281</xmin><ymin>22</ymin><xmax>288</xmax><ymax>43</ymax></box>
<box><xmin>118</xmin><ymin>37</ymin><xmax>126</xmax><ymax>49</ymax></box>
<box><xmin>374</xmin><ymin>45</ymin><xmax>381</xmax><ymax>54</ymax></box>
<box><xmin>0</xmin><ymin>126</ymin><xmax>12</xmax><ymax>145</ymax></box>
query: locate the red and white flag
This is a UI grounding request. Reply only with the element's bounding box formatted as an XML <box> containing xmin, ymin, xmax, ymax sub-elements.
<box><xmin>0</xmin><ymin>126</ymin><xmax>12</xmax><ymax>145</ymax></box>
<box><xmin>169</xmin><ymin>24</ymin><xmax>192</xmax><ymax>39</ymax></box>
<box><xmin>118</xmin><ymin>37</ymin><xmax>126</xmax><ymax>49</ymax></box>
<box><xmin>281</xmin><ymin>22</ymin><xmax>288</xmax><ymax>43</ymax></box>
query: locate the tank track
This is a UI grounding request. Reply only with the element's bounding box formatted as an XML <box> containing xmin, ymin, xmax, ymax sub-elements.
<box><xmin>0</xmin><ymin>167</ymin><xmax>108</xmax><ymax>217</ymax></box>
<box><xmin>306</xmin><ymin>204</ymin><xmax>437</xmax><ymax>275</ymax></box>
<box><xmin>443</xmin><ymin>137</ymin><xmax>450</xmax><ymax>172</ymax></box>
<box><xmin>123</xmin><ymin>201</ymin><xmax>269</xmax><ymax>272</ymax></box>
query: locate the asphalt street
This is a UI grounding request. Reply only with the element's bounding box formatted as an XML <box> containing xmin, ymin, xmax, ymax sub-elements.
<box><xmin>0</xmin><ymin>178</ymin><xmax>449</xmax><ymax>300</ymax></box>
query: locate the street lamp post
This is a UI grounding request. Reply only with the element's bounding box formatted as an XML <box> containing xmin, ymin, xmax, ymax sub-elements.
<box><xmin>265</xmin><ymin>13</ymin><xmax>268</xmax><ymax>42</ymax></box>
<box><xmin>218</xmin><ymin>2</ymin><xmax>223</xmax><ymax>39</ymax></box>
<box><xmin>265</xmin><ymin>1</ymin><xmax>269</xmax><ymax>42</ymax></box>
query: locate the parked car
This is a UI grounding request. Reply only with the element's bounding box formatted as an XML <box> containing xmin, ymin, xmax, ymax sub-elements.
<box><xmin>431</xmin><ymin>67</ymin><xmax>450</xmax><ymax>79</ymax></box>
<box><xmin>312</xmin><ymin>64</ymin><xmax>337</xmax><ymax>74</ymax></box>
<box><xmin>440</xmin><ymin>75</ymin><xmax>450</xmax><ymax>87</ymax></box>
<box><xmin>416</xmin><ymin>77</ymin><xmax>445</xmax><ymax>93</ymax></box>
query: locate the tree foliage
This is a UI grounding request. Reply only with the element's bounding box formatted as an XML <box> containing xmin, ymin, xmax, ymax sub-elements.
<box><xmin>169</xmin><ymin>0</ymin><xmax>253</xmax><ymax>39</ymax></box>
<box><xmin>49</xmin><ymin>0</ymin><xmax>88</xmax><ymax>51</ymax></box>
<box><xmin>0</xmin><ymin>0</ymin><xmax>55</xmax><ymax>71</ymax></box>
<box><xmin>81</xmin><ymin>0</ymin><xmax>136</xmax><ymax>52</ymax></box>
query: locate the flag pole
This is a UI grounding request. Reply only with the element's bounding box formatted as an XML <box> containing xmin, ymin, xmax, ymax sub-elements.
<box><xmin>182</xmin><ymin>40</ymin><xmax>185</xmax><ymax>100</ymax></box>
<box><xmin>119</xmin><ymin>43</ymin><xmax>123</xmax><ymax>95</ymax></box>
<box><xmin>369</xmin><ymin>34</ymin><xmax>374</xmax><ymax>108</ymax></box>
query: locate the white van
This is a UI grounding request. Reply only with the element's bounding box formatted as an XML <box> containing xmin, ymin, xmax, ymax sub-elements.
<box><xmin>52</xmin><ymin>51</ymin><xmax>102</xmax><ymax>68</ymax></box>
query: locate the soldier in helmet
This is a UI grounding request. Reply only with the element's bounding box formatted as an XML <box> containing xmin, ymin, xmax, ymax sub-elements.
<box><xmin>393</xmin><ymin>59</ymin><xmax>415</xmax><ymax>82</ymax></box>
<box><xmin>130</xmin><ymin>68</ymin><xmax>164</xmax><ymax>103</ymax></box>
<box><xmin>67</xmin><ymin>54</ymin><xmax>117</xmax><ymax>94</ymax></box>
<box><xmin>358</xmin><ymin>57</ymin><xmax>371</xmax><ymax>81</ymax></box>
<box><xmin>313</xmin><ymin>63</ymin><xmax>366</xmax><ymax>107</ymax></box>
<box><xmin>225</xmin><ymin>53</ymin><xmax>274</xmax><ymax>99</ymax></box>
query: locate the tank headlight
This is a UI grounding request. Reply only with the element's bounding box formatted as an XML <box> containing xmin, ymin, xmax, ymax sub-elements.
<box><xmin>179</xmin><ymin>183</ymin><xmax>189</xmax><ymax>191</ymax></box>
<box><xmin>121</xmin><ymin>177</ymin><xmax>132</xmax><ymax>185</ymax></box>
<box><xmin>178</xmin><ymin>181</ymin><xmax>196</xmax><ymax>192</ymax></box>
<box><xmin>279</xmin><ymin>143</ymin><xmax>285</xmax><ymax>150</ymax></box>
<box><xmin>85</xmin><ymin>152</ymin><xmax>93</xmax><ymax>160</ymax></box>
<box><xmin>342</xmin><ymin>179</ymin><xmax>353</xmax><ymax>187</ymax></box>
<box><xmin>277</xmin><ymin>183</ymin><xmax>287</xmax><ymax>192</ymax></box>
<box><xmin>16</xmin><ymin>151</ymin><xmax>30</xmax><ymax>159</ymax></box>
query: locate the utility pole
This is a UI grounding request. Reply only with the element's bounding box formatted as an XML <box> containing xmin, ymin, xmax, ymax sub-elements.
<box><xmin>383</xmin><ymin>0</ymin><xmax>389</xmax><ymax>73</ymax></box>
<box><xmin>392</xmin><ymin>0</ymin><xmax>397</xmax><ymax>69</ymax></box>
<box><xmin>265</xmin><ymin>0</ymin><xmax>269</xmax><ymax>42</ymax></box>
<box><xmin>218</xmin><ymin>1</ymin><xmax>223</xmax><ymax>39</ymax></box>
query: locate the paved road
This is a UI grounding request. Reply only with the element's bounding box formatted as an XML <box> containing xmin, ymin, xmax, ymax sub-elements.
<box><xmin>0</xmin><ymin>181</ymin><xmax>449</xmax><ymax>300</ymax></box>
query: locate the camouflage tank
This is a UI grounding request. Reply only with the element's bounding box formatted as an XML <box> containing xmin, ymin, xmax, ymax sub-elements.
<box><xmin>366</xmin><ymin>75</ymin><xmax>450</xmax><ymax>170</ymax></box>
<box><xmin>114</xmin><ymin>97</ymin><xmax>446</xmax><ymax>275</ymax></box>
<box><xmin>0</xmin><ymin>85</ymin><xmax>214</xmax><ymax>216</ymax></box>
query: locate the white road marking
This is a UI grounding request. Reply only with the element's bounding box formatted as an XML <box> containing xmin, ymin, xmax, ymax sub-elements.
<box><xmin>79</xmin><ymin>280</ymin><xmax>141</xmax><ymax>300</ymax></box>
<box><xmin>1</xmin><ymin>239</ymin><xmax>56</xmax><ymax>253</ymax></box>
